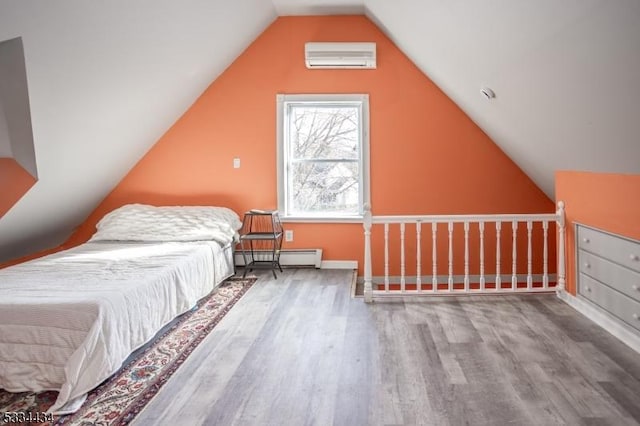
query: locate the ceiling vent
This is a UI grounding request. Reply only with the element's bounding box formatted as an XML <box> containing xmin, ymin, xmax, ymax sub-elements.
<box><xmin>305</xmin><ymin>42</ymin><xmax>376</xmax><ymax>69</ymax></box>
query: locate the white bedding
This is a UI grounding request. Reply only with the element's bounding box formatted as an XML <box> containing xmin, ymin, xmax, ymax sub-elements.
<box><xmin>0</xmin><ymin>240</ymin><xmax>234</xmax><ymax>414</ymax></box>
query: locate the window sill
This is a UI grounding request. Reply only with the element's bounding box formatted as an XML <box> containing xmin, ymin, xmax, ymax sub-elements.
<box><xmin>281</xmin><ymin>216</ymin><xmax>364</xmax><ymax>224</ymax></box>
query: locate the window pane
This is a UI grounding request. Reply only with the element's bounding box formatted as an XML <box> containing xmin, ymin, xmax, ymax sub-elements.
<box><xmin>288</xmin><ymin>161</ymin><xmax>359</xmax><ymax>215</ymax></box>
<box><xmin>289</xmin><ymin>106</ymin><xmax>359</xmax><ymax>160</ymax></box>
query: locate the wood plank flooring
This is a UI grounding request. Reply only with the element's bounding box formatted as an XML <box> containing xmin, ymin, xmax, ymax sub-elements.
<box><xmin>134</xmin><ymin>269</ymin><xmax>640</xmax><ymax>426</ymax></box>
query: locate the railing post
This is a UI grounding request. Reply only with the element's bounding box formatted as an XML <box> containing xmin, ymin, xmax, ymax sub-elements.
<box><xmin>432</xmin><ymin>223</ymin><xmax>438</xmax><ymax>292</ymax></box>
<box><xmin>556</xmin><ymin>201</ymin><xmax>566</xmax><ymax>293</ymax></box>
<box><xmin>400</xmin><ymin>222</ymin><xmax>406</xmax><ymax>293</ymax></box>
<box><xmin>527</xmin><ymin>221</ymin><xmax>533</xmax><ymax>290</ymax></box>
<box><xmin>511</xmin><ymin>221</ymin><xmax>518</xmax><ymax>290</ymax></box>
<box><xmin>447</xmin><ymin>221</ymin><xmax>454</xmax><ymax>292</ymax></box>
<box><xmin>496</xmin><ymin>221</ymin><xmax>502</xmax><ymax>289</ymax></box>
<box><xmin>363</xmin><ymin>203</ymin><xmax>373</xmax><ymax>303</ymax></box>
<box><xmin>384</xmin><ymin>223</ymin><xmax>389</xmax><ymax>292</ymax></box>
<box><xmin>463</xmin><ymin>221</ymin><xmax>470</xmax><ymax>291</ymax></box>
<box><xmin>416</xmin><ymin>222</ymin><xmax>422</xmax><ymax>293</ymax></box>
<box><xmin>479</xmin><ymin>221</ymin><xmax>485</xmax><ymax>291</ymax></box>
<box><xmin>543</xmin><ymin>220</ymin><xmax>549</xmax><ymax>289</ymax></box>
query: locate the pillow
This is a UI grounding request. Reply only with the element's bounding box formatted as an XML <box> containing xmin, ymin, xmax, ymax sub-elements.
<box><xmin>90</xmin><ymin>204</ymin><xmax>242</xmax><ymax>245</ymax></box>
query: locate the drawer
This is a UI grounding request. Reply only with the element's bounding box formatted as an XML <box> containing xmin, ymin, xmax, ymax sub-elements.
<box><xmin>578</xmin><ymin>250</ymin><xmax>640</xmax><ymax>302</ymax></box>
<box><xmin>577</xmin><ymin>225</ymin><xmax>640</xmax><ymax>273</ymax></box>
<box><xmin>579</xmin><ymin>273</ymin><xmax>640</xmax><ymax>332</ymax></box>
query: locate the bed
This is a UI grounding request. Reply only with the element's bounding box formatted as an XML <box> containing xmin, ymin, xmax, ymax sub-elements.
<box><xmin>0</xmin><ymin>204</ymin><xmax>242</xmax><ymax>414</ymax></box>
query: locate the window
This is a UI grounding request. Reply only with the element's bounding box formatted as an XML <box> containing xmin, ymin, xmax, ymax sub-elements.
<box><xmin>277</xmin><ymin>94</ymin><xmax>370</xmax><ymax>221</ymax></box>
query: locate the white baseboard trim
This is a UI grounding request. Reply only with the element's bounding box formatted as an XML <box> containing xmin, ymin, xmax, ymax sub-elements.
<box><xmin>235</xmin><ymin>249</ymin><xmax>322</xmax><ymax>268</ymax></box>
<box><xmin>557</xmin><ymin>290</ymin><xmax>640</xmax><ymax>354</ymax></box>
<box><xmin>320</xmin><ymin>260</ymin><xmax>358</xmax><ymax>270</ymax></box>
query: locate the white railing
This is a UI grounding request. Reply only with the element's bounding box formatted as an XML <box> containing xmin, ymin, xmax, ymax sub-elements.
<box><xmin>362</xmin><ymin>202</ymin><xmax>566</xmax><ymax>302</ymax></box>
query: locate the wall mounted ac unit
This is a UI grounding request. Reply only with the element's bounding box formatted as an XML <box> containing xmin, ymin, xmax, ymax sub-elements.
<box><xmin>305</xmin><ymin>42</ymin><xmax>376</xmax><ymax>69</ymax></box>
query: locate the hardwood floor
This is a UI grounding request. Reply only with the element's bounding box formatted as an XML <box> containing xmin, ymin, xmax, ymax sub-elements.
<box><xmin>134</xmin><ymin>269</ymin><xmax>640</xmax><ymax>426</ymax></box>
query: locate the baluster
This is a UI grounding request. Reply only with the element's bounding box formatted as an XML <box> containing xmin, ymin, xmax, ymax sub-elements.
<box><xmin>432</xmin><ymin>222</ymin><xmax>438</xmax><ymax>292</ymax></box>
<box><xmin>464</xmin><ymin>221</ymin><xmax>470</xmax><ymax>292</ymax></box>
<box><xmin>384</xmin><ymin>223</ymin><xmax>389</xmax><ymax>293</ymax></box>
<box><xmin>512</xmin><ymin>221</ymin><xmax>518</xmax><ymax>290</ymax></box>
<box><xmin>400</xmin><ymin>222</ymin><xmax>406</xmax><ymax>293</ymax></box>
<box><xmin>527</xmin><ymin>221</ymin><xmax>533</xmax><ymax>289</ymax></box>
<box><xmin>416</xmin><ymin>222</ymin><xmax>422</xmax><ymax>293</ymax></box>
<box><xmin>543</xmin><ymin>221</ymin><xmax>549</xmax><ymax>288</ymax></box>
<box><xmin>479</xmin><ymin>222</ymin><xmax>485</xmax><ymax>291</ymax></box>
<box><xmin>448</xmin><ymin>221</ymin><xmax>454</xmax><ymax>292</ymax></box>
<box><xmin>496</xmin><ymin>222</ymin><xmax>502</xmax><ymax>290</ymax></box>
<box><xmin>363</xmin><ymin>204</ymin><xmax>373</xmax><ymax>302</ymax></box>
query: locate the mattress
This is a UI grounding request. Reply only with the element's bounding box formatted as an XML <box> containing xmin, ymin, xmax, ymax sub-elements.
<box><xmin>0</xmin><ymin>240</ymin><xmax>233</xmax><ymax>414</ymax></box>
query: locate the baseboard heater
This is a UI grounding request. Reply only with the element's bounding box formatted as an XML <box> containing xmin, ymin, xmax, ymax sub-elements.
<box><xmin>235</xmin><ymin>249</ymin><xmax>323</xmax><ymax>268</ymax></box>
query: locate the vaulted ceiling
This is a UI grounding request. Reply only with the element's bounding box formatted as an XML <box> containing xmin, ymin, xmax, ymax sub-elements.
<box><xmin>1</xmin><ymin>0</ymin><xmax>639</xmax><ymax>262</ymax></box>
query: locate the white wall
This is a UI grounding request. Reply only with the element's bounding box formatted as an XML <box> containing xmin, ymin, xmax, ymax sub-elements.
<box><xmin>0</xmin><ymin>0</ymin><xmax>276</xmax><ymax>262</ymax></box>
<box><xmin>0</xmin><ymin>36</ymin><xmax>37</xmax><ymax>177</ymax></box>
<box><xmin>0</xmin><ymin>99</ymin><xmax>12</xmax><ymax>157</ymax></box>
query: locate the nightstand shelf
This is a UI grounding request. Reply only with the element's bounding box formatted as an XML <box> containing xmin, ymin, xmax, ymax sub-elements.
<box><xmin>239</xmin><ymin>210</ymin><xmax>283</xmax><ymax>279</ymax></box>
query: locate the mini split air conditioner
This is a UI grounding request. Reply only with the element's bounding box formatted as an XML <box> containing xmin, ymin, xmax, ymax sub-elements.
<box><xmin>305</xmin><ymin>42</ymin><xmax>376</xmax><ymax>69</ymax></box>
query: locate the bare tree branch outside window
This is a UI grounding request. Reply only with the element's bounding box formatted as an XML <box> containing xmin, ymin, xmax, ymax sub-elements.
<box><xmin>286</xmin><ymin>105</ymin><xmax>360</xmax><ymax>216</ymax></box>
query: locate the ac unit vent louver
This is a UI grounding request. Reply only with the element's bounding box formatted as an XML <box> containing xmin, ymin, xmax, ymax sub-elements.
<box><xmin>305</xmin><ymin>42</ymin><xmax>376</xmax><ymax>69</ymax></box>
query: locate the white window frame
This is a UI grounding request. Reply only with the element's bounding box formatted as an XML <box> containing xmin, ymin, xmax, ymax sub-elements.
<box><xmin>276</xmin><ymin>94</ymin><xmax>370</xmax><ymax>222</ymax></box>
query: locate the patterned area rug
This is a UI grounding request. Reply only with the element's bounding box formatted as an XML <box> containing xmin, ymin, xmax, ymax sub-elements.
<box><xmin>0</xmin><ymin>277</ymin><xmax>256</xmax><ymax>426</ymax></box>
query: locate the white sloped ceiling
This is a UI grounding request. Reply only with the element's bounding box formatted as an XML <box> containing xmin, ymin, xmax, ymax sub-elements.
<box><xmin>0</xmin><ymin>0</ymin><xmax>277</xmax><ymax>261</ymax></box>
<box><xmin>272</xmin><ymin>0</ymin><xmax>365</xmax><ymax>15</ymax></box>
<box><xmin>2</xmin><ymin>0</ymin><xmax>640</xmax><ymax>262</ymax></box>
<box><xmin>364</xmin><ymin>0</ymin><xmax>640</xmax><ymax>196</ymax></box>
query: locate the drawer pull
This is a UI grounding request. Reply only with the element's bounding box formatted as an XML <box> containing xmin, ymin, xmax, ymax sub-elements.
<box><xmin>634</xmin><ymin>314</ymin><xmax>640</xmax><ymax>321</ymax></box>
<box><xmin>584</xmin><ymin>262</ymin><xmax>590</xmax><ymax>269</ymax></box>
<box><xmin>634</xmin><ymin>285</ymin><xmax>639</xmax><ymax>292</ymax></box>
<box><xmin>582</xmin><ymin>238</ymin><xmax>590</xmax><ymax>243</ymax></box>
<box><xmin>631</xmin><ymin>254</ymin><xmax>639</xmax><ymax>261</ymax></box>
<box><xmin>586</xmin><ymin>286</ymin><xmax>591</xmax><ymax>292</ymax></box>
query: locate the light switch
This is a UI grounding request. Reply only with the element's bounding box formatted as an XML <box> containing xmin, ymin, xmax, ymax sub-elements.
<box><xmin>233</xmin><ymin>157</ymin><xmax>240</xmax><ymax>168</ymax></box>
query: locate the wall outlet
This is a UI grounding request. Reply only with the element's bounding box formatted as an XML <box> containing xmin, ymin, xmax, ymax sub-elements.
<box><xmin>233</xmin><ymin>157</ymin><xmax>240</xmax><ymax>168</ymax></box>
<box><xmin>285</xmin><ymin>230</ymin><xmax>294</xmax><ymax>242</ymax></box>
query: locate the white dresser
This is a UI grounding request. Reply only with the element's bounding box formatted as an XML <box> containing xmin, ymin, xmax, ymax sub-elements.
<box><xmin>577</xmin><ymin>224</ymin><xmax>640</xmax><ymax>336</ymax></box>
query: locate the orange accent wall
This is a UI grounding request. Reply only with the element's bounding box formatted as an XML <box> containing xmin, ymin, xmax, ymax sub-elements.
<box><xmin>0</xmin><ymin>158</ymin><xmax>36</xmax><ymax>218</ymax></box>
<box><xmin>556</xmin><ymin>171</ymin><xmax>640</xmax><ymax>295</ymax></box>
<box><xmin>55</xmin><ymin>15</ymin><xmax>554</xmax><ymax>273</ymax></box>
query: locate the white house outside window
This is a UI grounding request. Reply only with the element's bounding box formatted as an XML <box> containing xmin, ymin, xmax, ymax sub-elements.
<box><xmin>276</xmin><ymin>94</ymin><xmax>370</xmax><ymax>221</ymax></box>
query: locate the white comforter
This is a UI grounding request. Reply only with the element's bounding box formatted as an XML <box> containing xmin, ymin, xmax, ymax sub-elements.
<box><xmin>0</xmin><ymin>240</ymin><xmax>231</xmax><ymax>414</ymax></box>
